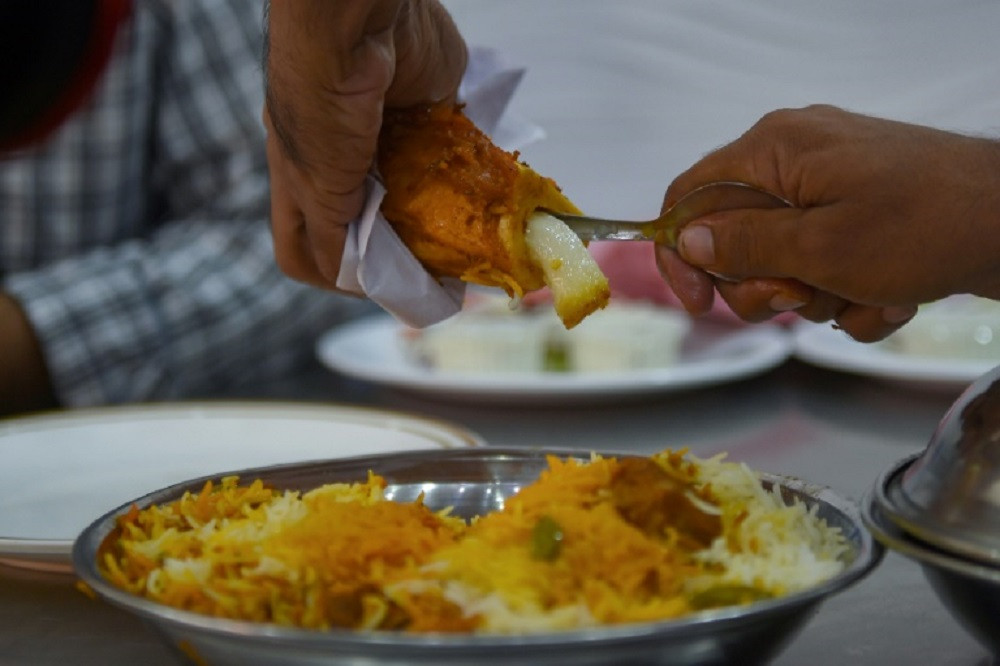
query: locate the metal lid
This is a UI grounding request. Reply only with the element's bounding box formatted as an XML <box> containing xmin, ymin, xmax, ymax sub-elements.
<box><xmin>876</xmin><ymin>364</ymin><xmax>1000</xmax><ymax>565</ymax></box>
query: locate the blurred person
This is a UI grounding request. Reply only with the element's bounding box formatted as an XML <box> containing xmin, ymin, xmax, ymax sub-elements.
<box><xmin>654</xmin><ymin>104</ymin><xmax>1000</xmax><ymax>343</ymax></box>
<box><xmin>0</xmin><ymin>0</ymin><xmax>373</xmax><ymax>416</ymax></box>
<box><xmin>263</xmin><ymin>0</ymin><xmax>467</xmax><ymax>289</ymax></box>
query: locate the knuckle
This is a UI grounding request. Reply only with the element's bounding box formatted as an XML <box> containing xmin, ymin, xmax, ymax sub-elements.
<box><xmin>756</xmin><ymin>107</ymin><xmax>799</xmax><ymax>129</ymax></box>
<box><xmin>273</xmin><ymin>249</ymin><xmax>311</xmax><ymax>283</ymax></box>
<box><xmin>717</xmin><ymin>281</ymin><xmax>778</xmax><ymax>323</ymax></box>
<box><xmin>793</xmin><ymin>226</ymin><xmax>846</xmax><ymax>286</ymax></box>
<box><xmin>723</xmin><ymin>213</ymin><xmax>768</xmax><ymax>275</ymax></box>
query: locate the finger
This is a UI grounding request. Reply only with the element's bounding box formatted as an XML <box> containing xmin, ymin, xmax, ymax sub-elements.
<box><xmin>267</xmin><ymin>135</ymin><xmax>330</xmax><ymax>287</ymax></box>
<box><xmin>794</xmin><ymin>290</ymin><xmax>850</xmax><ymax>323</ymax></box>
<box><xmin>834</xmin><ymin>304</ymin><xmax>917</xmax><ymax>343</ymax></box>
<box><xmin>265</xmin><ymin>110</ymin><xmax>359</xmax><ymax>287</ymax></box>
<box><xmin>714</xmin><ymin>278</ymin><xmax>813</xmax><ymax>323</ymax></box>
<box><xmin>296</xmin><ymin>185</ymin><xmax>358</xmax><ymax>285</ymax></box>
<box><xmin>675</xmin><ymin>206</ymin><xmax>817</xmax><ymax>281</ymax></box>
<box><xmin>269</xmin><ymin>164</ymin><xmax>353</xmax><ymax>290</ymax></box>
<box><xmin>654</xmin><ymin>244</ymin><xmax>716</xmax><ymax>315</ymax></box>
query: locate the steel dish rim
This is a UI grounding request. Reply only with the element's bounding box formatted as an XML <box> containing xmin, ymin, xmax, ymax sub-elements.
<box><xmin>873</xmin><ymin>453</ymin><xmax>1000</xmax><ymax>566</ymax></box>
<box><xmin>862</xmin><ymin>484</ymin><xmax>1000</xmax><ymax>583</ymax></box>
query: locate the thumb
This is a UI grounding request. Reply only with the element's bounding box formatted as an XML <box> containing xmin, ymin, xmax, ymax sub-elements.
<box><xmin>675</xmin><ymin>207</ymin><xmax>807</xmax><ymax>281</ymax></box>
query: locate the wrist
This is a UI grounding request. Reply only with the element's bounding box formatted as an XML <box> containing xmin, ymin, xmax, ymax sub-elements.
<box><xmin>0</xmin><ymin>292</ymin><xmax>58</xmax><ymax>415</ymax></box>
<box><xmin>965</xmin><ymin>139</ymin><xmax>1000</xmax><ymax>300</ymax></box>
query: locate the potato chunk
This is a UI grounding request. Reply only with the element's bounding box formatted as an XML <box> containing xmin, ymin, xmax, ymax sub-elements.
<box><xmin>524</xmin><ymin>212</ymin><xmax>609</xmax><ymax>328</ymax></box>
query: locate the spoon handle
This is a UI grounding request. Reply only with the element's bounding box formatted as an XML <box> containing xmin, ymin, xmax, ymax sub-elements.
<box><xmin>549</xmin><ymin>181</ymin><xmax>790</xmax><ymax>246</ymax></box>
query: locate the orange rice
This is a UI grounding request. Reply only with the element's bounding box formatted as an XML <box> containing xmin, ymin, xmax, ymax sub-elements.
<box><xmin>98</xmin><ymin>450</ymin><xmax>847</xmax><ymax>633</ymax></box>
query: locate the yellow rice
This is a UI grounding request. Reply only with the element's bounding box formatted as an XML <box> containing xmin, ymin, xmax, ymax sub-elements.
<box><xmin>98</xmin><ymin>450</ymin><xmax>848</xmax><ymax>633</ymax></box>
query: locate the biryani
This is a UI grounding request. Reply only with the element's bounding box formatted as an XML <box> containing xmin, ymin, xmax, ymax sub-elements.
<box><xmin>98</xmin><ymin>450</ymin><xmax>847</xmax><ymax>633</ymax></box>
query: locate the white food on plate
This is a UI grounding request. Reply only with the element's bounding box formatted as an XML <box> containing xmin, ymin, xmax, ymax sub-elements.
<box><xmin>882</xmin><ymin>295</ymin><xmax>1000</xmax><ymax>360</ymax></box>
<box><xmin>561</xmin><ymin>302</ymin><xmax>691</xmax><ymax>371</ymax></box>
<box><xmin>406</xmin><ymin>308</ymin><xmax>550</xmax><ymax>373</ymax></box>
<box><xmin>404</xmin><ymin>297</ymin><xmax>691</xmax><ymax>373</ymax></box>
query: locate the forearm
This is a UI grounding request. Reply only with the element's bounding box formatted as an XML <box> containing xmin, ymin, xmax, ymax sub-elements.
<box><xmin>0</xmin><ymin>292</ymin><xmax>57</xmax><ymax>416</ymax></box>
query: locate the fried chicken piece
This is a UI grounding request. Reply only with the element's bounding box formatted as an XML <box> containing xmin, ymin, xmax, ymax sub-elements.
<box><xmin>378</xmin><ymin>103</ymin><xmax>609</xmax><ymax>328</ymax></box>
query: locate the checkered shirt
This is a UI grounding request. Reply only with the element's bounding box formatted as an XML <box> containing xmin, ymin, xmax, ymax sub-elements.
<box><xmin>0</xmin><ymin>0</ymin><xmax>372</xmax><ymax>406</ymax></box>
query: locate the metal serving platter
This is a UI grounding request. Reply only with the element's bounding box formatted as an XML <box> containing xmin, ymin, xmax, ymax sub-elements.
<box><xmin>74</xmin><ymin>448</ymin><xmax>882</xmax><ymax>666</ymax></box>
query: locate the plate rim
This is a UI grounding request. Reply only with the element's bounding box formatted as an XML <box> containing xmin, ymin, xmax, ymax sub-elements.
<box><xmin>874</xmin><ymin>453</ymin><xmax>1000</xmax><ymax>568</ymax></box>
<box><xmin>862</xmin><ymin>485</ymin><xmax>1000</xmax><ymax>584</ymax></box>
<box><xmin>792</xmin><ymin>320</ymin><xmax>995</xmax><ymax>385</ymax></box>
<box><xmin>0</xmin><ymin>400</ymin><xmax>484</xmax><ymax>573</ymax></box>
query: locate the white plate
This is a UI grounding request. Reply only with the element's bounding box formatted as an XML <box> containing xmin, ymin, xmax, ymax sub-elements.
<box><xmin>793</xmin><ymin>321</ymin><xmax>996</xmax><ymax>389</ymax></box>
<box><xmin>0</xmin><ymin>402</ymin><xmax>482</xmax><ymax>574</ymax></box>
<box><xmin>316</xmin><ymin>315</ymin><xmax>792</xmax><ymax>404</ymax></box>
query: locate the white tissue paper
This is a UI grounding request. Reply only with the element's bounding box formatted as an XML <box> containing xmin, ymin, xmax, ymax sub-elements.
<box><xmin>335</xmin><ymin>47</ymin><xmax>545</xmax><ymax>329</ymax></box>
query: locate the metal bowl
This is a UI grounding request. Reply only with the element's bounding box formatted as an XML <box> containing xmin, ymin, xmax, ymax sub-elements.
<box><xmin>862</xmin><ymin>479</ymin><xmax>1000</xmax><ymax>655</ymax></box>
<box><xmin>73</xmin><ymin>447</ymin><xmax>882</xmax><ymax>666</ymax></box>
<box><xmin>877</xmin><ymin>364</ymin><xmax>1000</xmax><ymax>565</ymax></box>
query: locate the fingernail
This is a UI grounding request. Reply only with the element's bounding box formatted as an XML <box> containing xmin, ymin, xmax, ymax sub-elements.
<box><xmin>678</xmin><ymin>226</ymin><xmax>715</xmax><ymax>265</ymax></box>
<box><xmin>769</xmin><ymin>294</ymin><xmax>808</xmax><ymax>312</ymax></box>
<box><xmin>882</xmin><ymin>305</ymin><xmax>918</xmax><ymax>324</ymax></box>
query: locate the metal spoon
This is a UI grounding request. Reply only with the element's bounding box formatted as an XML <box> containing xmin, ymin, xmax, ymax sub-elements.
<box><xmin>545</xmin><ymin>181</ymin><xmax>791</xmax><ymax>245</ymax></box>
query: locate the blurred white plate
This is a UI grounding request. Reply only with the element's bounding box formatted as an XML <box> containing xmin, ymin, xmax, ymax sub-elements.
<box><xmin>0</xmin><ymin>402</ymin><xmax>482</xmax><ymax>575</ymax></box>
<box><xmin>316</xmin><ymin>315</ymin><xmax>792</xmax><ymax>404</ymax></box>
<box><xmin>793</xmin><ymin>321</ymin><xmax>996</xmax><ymax>389</ymax></box>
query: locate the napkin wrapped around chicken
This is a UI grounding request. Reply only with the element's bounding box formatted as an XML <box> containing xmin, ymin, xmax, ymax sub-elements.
<box><xmin>377</xmin><ymin>103</ymin><xmax>609</xmax><ymax>328</ymax></box>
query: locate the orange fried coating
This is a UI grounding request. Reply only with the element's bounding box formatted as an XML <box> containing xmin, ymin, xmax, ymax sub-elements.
<box><xmin>377</xmin><ymin>103</ymin><xmax>581</xmax><ymax>298</ymax></box>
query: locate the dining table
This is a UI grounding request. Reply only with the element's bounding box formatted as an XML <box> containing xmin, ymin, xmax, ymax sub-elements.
<box><xmin>4</xmin><ymin>1</ymin><xmax>1000</xmax><ymax>664</ymax></box>
<box><xmin>0</xmin><ymin>358</ymin><xmax>994</xmax><ymax>665</ymax></box>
